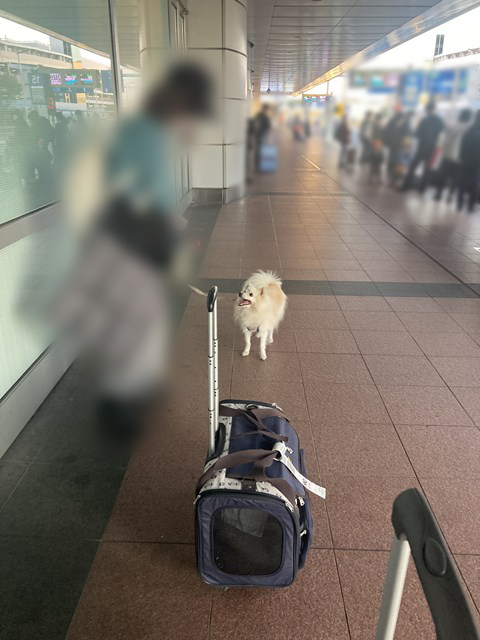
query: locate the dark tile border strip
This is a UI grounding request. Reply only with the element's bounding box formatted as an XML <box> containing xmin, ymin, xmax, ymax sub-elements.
<box><xmin>195</xmin><ymin>278</ymin><xmax>479</xmax><ymax>298</ymax></box>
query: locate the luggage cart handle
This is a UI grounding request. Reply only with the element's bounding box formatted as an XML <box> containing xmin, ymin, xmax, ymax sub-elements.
<box><xmin>376</xmin><ymin>488</ymin><xmax>479</xmax><ymax>640</ymax></box>
<box><xmin>207</xmin><ymin>286</ymin><xmax>217</xmax><ymax>312</ymax></box>
<box><xmin>207</xmin><ymin>286</ymin><xmax>219</xmax><ymax>457</ymax></box>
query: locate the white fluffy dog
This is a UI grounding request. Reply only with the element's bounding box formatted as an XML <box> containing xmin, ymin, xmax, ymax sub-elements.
<box><xmin>234</xmin><ymin>271</ymin><xmax>287</xmax><ymax>360</ymax></box>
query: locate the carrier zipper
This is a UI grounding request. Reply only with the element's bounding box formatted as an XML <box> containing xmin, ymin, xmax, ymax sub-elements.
<box><xmin>196</xmin><ymin>485</ymin><xmax>296</xmax><ymax>512</ymax></box>
<box><xmin>196</xmin><ymin>488</ymin><xmax>294</xmax><ymax>509</ymax></box>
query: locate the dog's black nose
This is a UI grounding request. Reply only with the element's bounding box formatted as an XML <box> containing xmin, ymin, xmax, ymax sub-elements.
<box><xmin>238</xmin><ymin>292</ymin><xmax>242</xmax><ymax>297</ymax></box>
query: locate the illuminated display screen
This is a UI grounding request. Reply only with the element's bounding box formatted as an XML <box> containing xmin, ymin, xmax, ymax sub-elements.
<box><xmin>80</xmin><ymin>73</ymin><xmax>93</xmax><ymax>84</ymax></box>
<box><xmin>64</xmin><ymin>74</ymin><xmax>77</xmax><ymax>85</ymax></box>
<box><xmin>50</xmin><ymin>73</ymin><xmax>62</xmax><ymax>85</ymax></box>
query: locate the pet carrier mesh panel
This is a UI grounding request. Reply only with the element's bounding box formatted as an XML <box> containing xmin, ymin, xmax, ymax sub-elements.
<box><xmin>213</xmin><ymin>507</ymin><xmax>283</xmax><ymax>576</ymax></box>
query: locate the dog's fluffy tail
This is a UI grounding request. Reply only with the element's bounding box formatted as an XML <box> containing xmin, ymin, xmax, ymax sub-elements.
<box><xmin>247</xmin><ymin>270</ymin><xmax>283</xmax><ymax>289</ymax></box>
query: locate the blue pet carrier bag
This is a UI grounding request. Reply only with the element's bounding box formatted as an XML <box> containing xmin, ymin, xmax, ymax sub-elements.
<box><xmin>195</xmin><ymin>287</ymin><xmax>325</xmax><ymax>587</ymax></box>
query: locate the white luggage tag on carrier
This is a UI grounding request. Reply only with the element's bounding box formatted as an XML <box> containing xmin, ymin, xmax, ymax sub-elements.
<box><xmin>272</xmin><ymin>441</ymin><xmax>326</xmax><ymax>499</ymax></box>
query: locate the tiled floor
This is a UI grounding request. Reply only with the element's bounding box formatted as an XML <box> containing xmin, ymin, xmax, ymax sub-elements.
<box><xmin>4</xmin><ymin>139</ymin><xmax>480</xmax><ymax>639</ymax></box>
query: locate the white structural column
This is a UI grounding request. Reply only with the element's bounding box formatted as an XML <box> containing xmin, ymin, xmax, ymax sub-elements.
<box><xmin>139</xmin><ymin>0</ymin><xmax>171</xmax><ymax>85</ymax></box>
<box><xmin>188</xmin><ymin>0</ymin><xmax>248</xmax><ymax>203</ymax></box>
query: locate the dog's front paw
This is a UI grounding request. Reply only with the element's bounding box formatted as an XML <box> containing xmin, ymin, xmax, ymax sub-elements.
<box><xmin>260</xmin><ymin>352</ymin><xmax>267</xmax><ymax>360</ymax></box>
<box><xmin>267</xmin><ymin>337</ymin><xmax>273</xmax><ymax>344</ymax></box>
<box><xmin>242</xmin><ymin>349</ymin><xmax>250</xmax><ymax>357</ymax></box>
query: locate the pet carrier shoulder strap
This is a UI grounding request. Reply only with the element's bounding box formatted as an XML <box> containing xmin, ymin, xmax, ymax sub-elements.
<box><xmin>196</xmin><ymin>448</ymin><xmax>298</xmax><ymax>506</ymax></box>
<box><xmin>272</xmin><ymin>442</ymin><xmax>326</xmax><ymax>499</ymax></box>
<box><xmin>219</xmin><ymin>407</ymin><xmax>288</xmax><ymax>442</ymax></box>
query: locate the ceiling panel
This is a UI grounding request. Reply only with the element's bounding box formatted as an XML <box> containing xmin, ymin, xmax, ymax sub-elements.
<box><xmin>248</xmin><ymin>0</ymin><xmax>478</xmax><ymax>94</ymax></box>
<box><xmin>272</xmin><ymin>6</ymin><xmax>350</xmax><ymax>17</ymax></box>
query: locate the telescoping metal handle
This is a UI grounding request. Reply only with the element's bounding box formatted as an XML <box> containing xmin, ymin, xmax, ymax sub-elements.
<box><xmin>375</xmin><ymin>488</ymin><xmax>479</xmax><ymax>640</ymax></box>
<box><xmin>207</xmin><ymin>286</ymin><xmax>219</xmax><ymax>457</ymax></box>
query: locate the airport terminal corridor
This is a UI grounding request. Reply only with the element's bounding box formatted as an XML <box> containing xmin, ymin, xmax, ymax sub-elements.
<box><xmin>2</xmin><ymin>0</ymin><xmax>480</xmax><ymax>637</ymax></box>
<box><xmin>3</xmin><ymin>139</ymin><xmax>479</xmax><ymax>640</ymax></box>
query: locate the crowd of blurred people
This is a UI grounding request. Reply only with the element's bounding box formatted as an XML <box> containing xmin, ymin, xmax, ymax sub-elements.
<box><xmin>337</xmin><ymin>103</ymin><xmax>480</xmax><ymax>213</ymax></box>
<box><xmin>8</xmin><ymin>108</ymin><xmax>89</xmax><ymax>190</ymax></box>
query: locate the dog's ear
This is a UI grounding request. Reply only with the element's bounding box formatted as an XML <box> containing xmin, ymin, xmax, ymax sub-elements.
<box><xmin>260</xmin><ymin>288</ymin><xmax>264</xmax><ymax>296</ymax></box>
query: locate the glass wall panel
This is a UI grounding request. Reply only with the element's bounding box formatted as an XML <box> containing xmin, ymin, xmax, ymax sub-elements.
<box><xmin>0</xmin><ymin>223</ymin><xmax>65</xmax><ymax>397</ymax></box>
<box><xmin>0</xmin><ymin>12</ymin><xmax>116</xmax><ymax>224</ymax></box>
<box><xmin>0</xmin><ymin>2</ymin><xmax>118</xmax><ymax>399</ymax></box>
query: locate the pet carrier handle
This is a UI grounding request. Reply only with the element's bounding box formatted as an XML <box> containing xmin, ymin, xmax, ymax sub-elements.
<box><xmin>207</xmin><ymin>286</ymin><xmax>219</xmax><ymax>457</ymax></box>
<box><xmin>375</xmin><ymin>488</ymin><xmax>479</xmax><ymax>640</ymax></box>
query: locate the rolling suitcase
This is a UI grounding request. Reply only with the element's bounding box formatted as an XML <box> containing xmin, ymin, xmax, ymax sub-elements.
<box><xmin>195</xmin><ymin>286</ymin><xmax>325</xmax><ymax>587</ymax></box>
<box><xmin>258</xmin><ymin>143</ymin><xmax>278</xmax><ymax>172</ymax></box>
<box><xmin>376</xmin><ymin>488</ymin><xmax>479</xmax><ymax>640</ymax></box>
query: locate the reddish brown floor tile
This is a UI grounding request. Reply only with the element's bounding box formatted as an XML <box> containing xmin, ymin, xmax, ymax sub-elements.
<box><xmin>324</xmin><ymin>269</ymin><xmax>370</xmax><ymax>281</ymax></box>
<box><xmin>411</xmin><ymin>331</ymin><xmax>480</xmax><ymax>357</ymax></box>
<box><xmin>336</xmin><ymin>550</ymin><xmax>435</xmax><ymax>640</ymax></box>
<box><xmin>397</xmin><ymin>425</ymin><xmax>480</xmax><ymax>478</ymax></box>
<box><xmin>336</xmin><ymin>296</ymin><xmax>390</xmax><ymax>311</ymax></box>
<box><xmin>452</xmin><ymin>387</ymin><xmax>480</xmax><ymax>425</ymax></box>
<box><xmin>353</xmin><ymin>331</ymin><xmax>422</xmax><ymax>355</ymax></box>
<box><xmin>305</xmin><ymin>383</ymin><xmax>391</xmax><ymax>424</ymax></box>
<box><xmin>386</xmin><ymin>297</ymin><xmax>444</xmax><ymax>312</ymax></box>
<box><xmin>209</xmin><ymin>550</ymin><xmax>349</xmax><ymax>640</ymax></box>
<box><xmin>282</xmin><ymin>269</ymin><xmax>328</xmax><ymax>280</ymax></box>
<box><xmin>378</xmin><ymin>385</ymin><xmax>473</xmax><ymax>426</ymax></box>
<box><xmin>299</xmin><ymin>353</ymin><xmax>373</xmax><ymax>385</ymax></box>
<box><xmin>281</xmin><ymin>258</ymin><xmax>323</xmax><ymax>270</ymax></box>
<box><xmin>105</xmin><ymin>416</ymin><xmax>204</xmax><ymax>543</ymax></box>
<box><xmin>287</xmin><ymin>294</ymin><xmax>339</xmax><ymax>309</ymax></box>
<box><xmin>344</xmin><ymin>311</ymin><xmax>406</xmax><ymax>332</ymax></box>
<box><xmin>295</xmin><ymin>329</ymin><xmax>359</xmax><ymax>354</ymax></box>
<box><xmin>169</xmin><ymin>350</ymin><xmax>233</xmax><ymax>415</ymax></box>
<box><xmin>451</xmin><ymin>313</ymin><xmax>480</xmax><ymax>336</ymax></box>
<box><xmin>430</xmin><ymin>356</ymin><xmax>480</xmax><ymax>387</ymax></box>
<box><xmin>364</xmin><ymin>355</ymin><xmax>445</xmax><ymax>386</ymax></box>
<box><xmin>397</xmin><ymin>312</ymin><xmax>463</xmax><ymax>333</ymax></box>
<box><xmin>231</xmin><ymin>351</ymin><xmax>300</xmax><ymax>384</ymax></box>
<box><xmin>66</xmin><ymin>543</ymin><xmax>212</xmax><ymax>640</ymax></box>
<box><xmin>315</xmin><ymin>423</ymin><xmax>414</xmax><ymax>477</ymax></box>
<box><xmin>198</xmin><ymin>266</ymin><xmax>240</xmax><ymax>279</ymax></box>
<box><xmin>290</xmin><ymin>309</ymin><xmax>349</xmax><ymax>331</ymax></box>
<box><xmin>421</xmin><ymin>478</ymin><xmax>480</xmax><ymax>554</ymax></box>
<box><xmin>325</xmin><ymin>475</ymin><xmax>419</xmax><ymax>550</ymax></box>
<box><xmin>319</xmin><ymin>259</ymin><xmax>362</xmax><ymax>270</ymax></box>
<box><xmin>366</xmin><ymin>269</ymin><xmax>415</xmax><ymax>282</ymax></box>
<box><xmin>455</xmin><ymin>555</ymin><xmax>480</xmax><ymax>614</ymax></box>
<box><xmin>436</xmin><ymin>298</ymin><xmax>480</xmax><ymax>313</ymax></box>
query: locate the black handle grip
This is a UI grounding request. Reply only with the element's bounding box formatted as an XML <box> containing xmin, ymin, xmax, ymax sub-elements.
<box><xmin>392</xmin><ymin>489</ymin><xmax>479</xmax><ymax>640</ymax></box>
<box><xmin>207</xmin><ymin>286</ymin><xmax>217</xmax><ymax>312</ymax></box>
<box><xmin>207</xmin><ymin>287</ymin><xmax>218</xmax><ymax>313</ymax></box>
